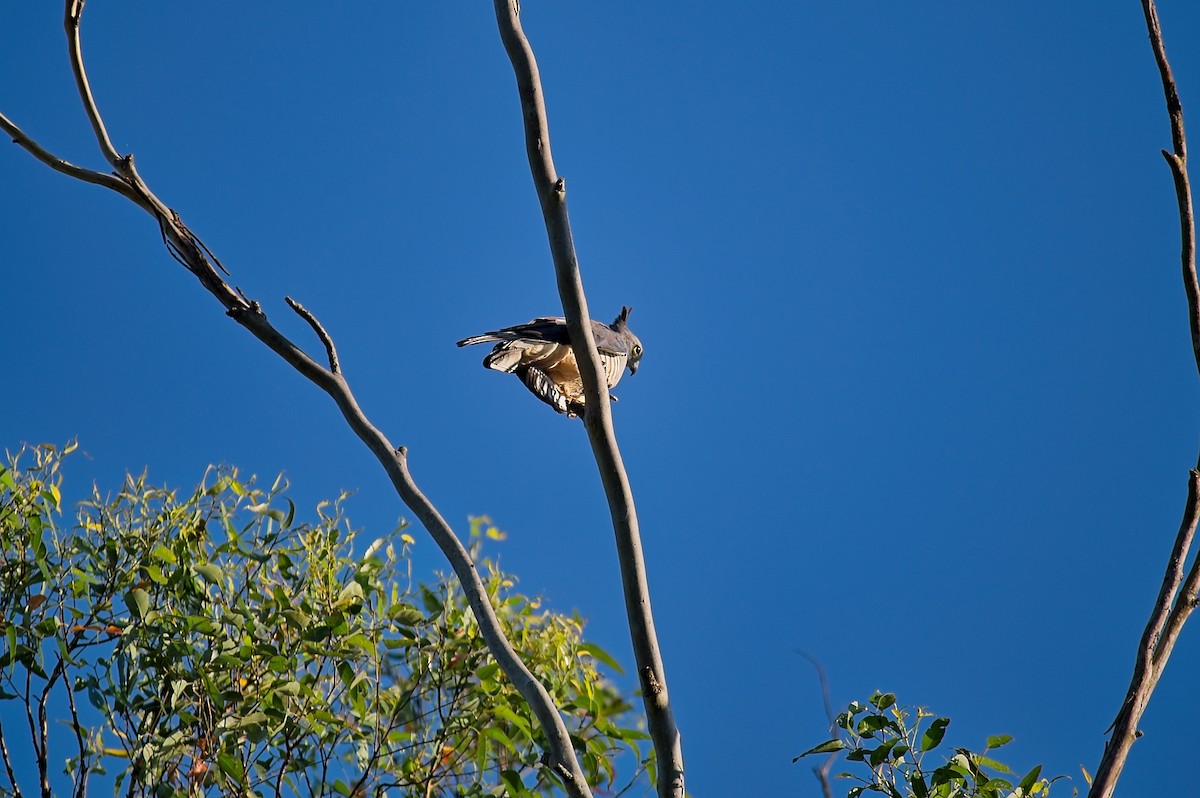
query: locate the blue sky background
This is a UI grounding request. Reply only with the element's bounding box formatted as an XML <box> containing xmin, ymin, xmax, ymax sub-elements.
<box><xmin>4</xmin><ymin>2</ymin><xmax>1200</xmax><ymax>795</ymax></box>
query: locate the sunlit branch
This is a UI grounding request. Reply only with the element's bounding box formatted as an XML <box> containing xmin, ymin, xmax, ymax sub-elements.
<box><xmin>490</xmin><ymin>3</ymin><xmax>684</xmax><ymax>797</ymax></box>
<box><xmin>1090</xmin><ymin>2</ymin><xmax>1198</xmax><ymax>796</ymax></box>
<box><xmin>0</xmin><ymin>112</ymin><xmax>145</xmax><ymax>206</ymax></box>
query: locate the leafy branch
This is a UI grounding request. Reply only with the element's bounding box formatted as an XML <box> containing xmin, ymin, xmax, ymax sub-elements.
<box><xmin>0</xmin><ymin>444</ymin><xmax>653</xmax><ymax>796</ymax></box>
<box><xmin>797</xmin><ymin>691</ymin><xmax>1057</xmax><ymax>798</ymax></box>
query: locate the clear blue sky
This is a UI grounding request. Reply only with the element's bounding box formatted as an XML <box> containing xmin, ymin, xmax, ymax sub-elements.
<box><xmin>3</xmin><ymin>2</ymin><xmax>1199</xmax><ymax>795</ymax></box>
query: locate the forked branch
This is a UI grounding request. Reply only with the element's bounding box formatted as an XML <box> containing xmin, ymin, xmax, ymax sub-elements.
<box><xmin>1090</xmin><ymin>2</ymin><xmax>1198</xmax><ymax>796</ymax></box>
<box><xmin>491</xmin><ymin>3</ymin><xmax>685</xmax><ymax>797</ymax></box>
<box><xmin>1</xmin><ymin>3</ymin><xmax>593</xmax><ymax>795</ymax></box>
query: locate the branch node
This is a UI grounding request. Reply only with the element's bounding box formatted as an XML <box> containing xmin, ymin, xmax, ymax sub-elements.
<box><xmin>641</xmin><ymin>664</ymin><xmax>663</xmax><ymax>697</ymax></box>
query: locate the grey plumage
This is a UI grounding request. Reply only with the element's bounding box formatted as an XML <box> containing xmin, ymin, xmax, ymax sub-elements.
<box><xmin>457</xmin><ymin>307</ymin><xmax>643</xmax><ymax>417</ymax></box>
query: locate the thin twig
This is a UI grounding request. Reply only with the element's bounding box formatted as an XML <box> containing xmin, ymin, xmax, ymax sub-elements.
<box><xmin>37</xmin><ymin>668</ymin><xmax>54</xmax><ymax>798</ymax></box>
<box><xmin>797</xmin><ymin>651</ymin><xmax>837</xmax><ymax>798</ymax></box>
<box><xmin>490</xmin><ymin>4</ymin><xmax>683</xmax><ymax>797</ymax></box>
<box><xmin>64</xmin><ymin>0</ymin><xmax>121</xmax><ymax>169</ymax></box>
<box><xmin>1090</xmin><ymin>3</ymin><xmax>1198</xmax><ymax>797</ymax></box>
<box><xmin>20</xmin><ymin>670</ymin><xmax>46</xmax><ymax>798</ymax></box>
<box><xmin>287</xmin><ymin>297</ymin><xmax>341</xmax><ymax>374</ymax></box>
<box><xmin>0</xmin><ymin>113</ymin><xmax>146</xmax><ymax>206</ymax></box>
<box><xmin>50</xmin><ymin>618</ymin><xmax>92</xmax><ymax>798</ymax></box>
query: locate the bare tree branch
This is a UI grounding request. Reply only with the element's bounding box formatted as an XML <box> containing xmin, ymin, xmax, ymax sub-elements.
<box><xmin>490</xmin><ymin>3</ymin><xmax>684</xmax><ymax>797</ymax></box>
<box><xmin>287</xmin><ymin>297</ymin><xmax>342</xmax><ymax>375</ymax></box>
<box><xmin>1140</xmin><ymin>0</ymin><xmax>1199</xmax><ymax>379</ymax></box>
<box><xmin>797</xmin><ymin>651</ymin><xmax>837</xmax><ymax>798</ymax></box>
<box><xmin>62</xmin><ymin>653</ymin><xmax>90</xmax><ymax>798</ymax></box>
<box><xmin>0</xmin><ymin>3</ymin><xmax>596</xmax><ymax>795</ymax></box>
<box><xmin>37</xmin><ymin>670</ymin><xmax>52</xmax><ymax>798</ymax></box>
<box><xmin>1090</xmin><ymin>3</ymin><xmax>1198</xmax><ymax>796</ymax></box>
<box><xmin>64</xmin><ymin>0</ymin><xmax>121</xmax><ymax>170</ymax></box>
<box><xmin>0</xmin><ymin>112</ymin><xmax>143</xmax><ymax>204</ymax></box>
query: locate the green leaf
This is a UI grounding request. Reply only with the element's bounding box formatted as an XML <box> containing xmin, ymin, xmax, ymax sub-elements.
<box><xmin>578</xmin><ymin>641</ymin><xmax>624</xmax><ymax>674</ymax></box>
<box><xmin>857</xmin><ymin>713</ymin><xmax>892</xmax><ymax>738</ymax></box>
<box><xmin>920</xmin><ymin>717</ymin><xmax>950</xmax><ymax>752</ymax></box>
<box><xmin>979</xmin><ymin>776</ymin><xmax>1015</xmax><ymax>794</ymax></box>
<box><xmin>124</xmin><ymin>588</ymin><xmax>150</xmax><ymax>620</ymax></box>
<box><xmin>193</xmin><ymin>562</ymin><xmax>223</xmax><ymax>582</ymax></box>
<box><xmin>388</xmin><ymin>603</ymin><xmax>424</xmax><ymax>626</ymax></box>
<box><xmin>335</xmin><ymin>580</ymin><xmax>363</xmax><ymax>608</ymax></box>
<box><xmin>150</xmin><ymin>544</ymin><xmax>177</xmax><ymax>564</ymax></box>
<box><xmin>1017</xmin><ymin>765</ymin><xmax>1043</xmax><ymax>794</ymax></box>
<box><xmin>945</xmin><ymin>753</ymin><xmax>973</xmax><ymax>778</ymax></box>
<box><xmin>304</xmin><ymin>623</ymin><xmax>333</xmax><ymax>642</ymax></box>
<box><xmin>869</xmin><ymin>738</ymin><xmax>900</xmax><ymax>768</ymax></box>
<box><xmin>794</xmin><ymin>738</ymin><xmax>845</xmax><ymax>760</ymax></box>
<box><xmin>216</xmin><ymin>751</ymin><xmax>244</xmax><ymax>782</ymax></box>
<box><xmin>500</xmin><ymin>769</ymin><xmax>526</xmax><ymax>796</ymax></box>
<box><xmin>493</xmin><ymin>705</ymin><xmax>533</xmax><ymax>737</ymax></box>
<box><xmin>986</xmin><ymin>734</ymin><xmax>1013</xmax><ymax>750</ymax></box>
<box><xmin>974</xmin><ymin>755</ymin><xmax>1012</xmax><ymax>774</ymax></box>
<box><xmin>485</xmin><ymin>726</ymin><xmax>518</xmax><ymax>754</ymax></box>
<box><xmin>236</xmin><ymin>711</ymin><xmax>270</xmax><ymax>728</ymax></box>
<box><xmin>870</xmin><ymin>691</ymin><xmax>897</xmax><ymax>710</ymax></box>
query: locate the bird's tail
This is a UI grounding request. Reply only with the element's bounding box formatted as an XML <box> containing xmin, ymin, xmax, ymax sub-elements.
<box><xmin>456</xmin><ymin>334</ymin><xmax>499</xmax><ymax>347</ymax></box>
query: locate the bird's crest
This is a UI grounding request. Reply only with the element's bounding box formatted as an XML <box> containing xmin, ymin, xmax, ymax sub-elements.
<box><xmin>611</xmin><ymin>306</ymin><xmax>633</xmax><ymax>332</ymax></box>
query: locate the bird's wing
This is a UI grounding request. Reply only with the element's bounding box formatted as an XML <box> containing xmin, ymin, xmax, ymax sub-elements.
<box><xmin>590</xmin><ymin>320</ymin><xmax>629</xmax><ymax>357</ymax></box>
<box><xmin>456</xmin><ymin>317</ymin><xmax>570</xmax><ymax>348</ymax></box>
<box><xmin>459</xmin><ymin>316</ymin><xmax>627</xmax><ymax>354</ymax></box>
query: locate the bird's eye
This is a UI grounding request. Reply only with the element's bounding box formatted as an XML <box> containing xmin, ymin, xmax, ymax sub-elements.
<box><xmin>633</xmin><ymin>345</ymin><xmax>642</xmax><ymax>356</ymax></box>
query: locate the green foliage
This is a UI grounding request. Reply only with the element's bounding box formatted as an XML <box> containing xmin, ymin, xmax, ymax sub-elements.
<box><xmin>0</xmin><ymin>443</ymin><xmax>652</xmax><ymax>797</ymax></box>
<box><xmin>796</xmin><ymin>691</ymin><xmax>1060</xmax><ymax>798</ymax></box>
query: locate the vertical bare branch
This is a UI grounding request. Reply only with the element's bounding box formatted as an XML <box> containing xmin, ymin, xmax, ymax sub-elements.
<box><xmin>1090</xmin><ymin>3</ymin><xmax>1197</xmax><ymax>796</ymax></box>
<box><xmin>490</xmin><ymin>3</ymin><xmax>684</xmax><ymax>797</ymax></box>
<box><xmin>798</xmin><ymin>651</ymin><xmax>837</xmax><ymax>798</ymax></box>
<box><xmin>37</xmin><ymin>672</ymin><xmax>52</xmax><ymax>798</ymax></box>
<box><xmin>21</xmin><ymin>671</ymin><xmax>46</xmax><ymax>798</ymax></box>
<box><xmin>39</xmin><ymin>643</ymin><xmax>92</xmax><ymax>798</ymax></box>
<box><xmin>1142</xmin><ymin>0</ymin><xmax>1198</xmax><ymax>376</ymax></box>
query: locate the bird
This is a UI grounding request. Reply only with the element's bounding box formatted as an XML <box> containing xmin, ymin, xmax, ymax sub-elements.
<box><xmin>457</xmin><ymin>307</ymin><xmax>643</xmax><ymax>418</ymax></box>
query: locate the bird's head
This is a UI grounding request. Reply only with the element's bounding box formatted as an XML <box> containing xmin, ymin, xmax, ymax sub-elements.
<box><xmin>611</xmin><ymin>306</ymin><xmax>643</xmax><ymax>375</ymax></box>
